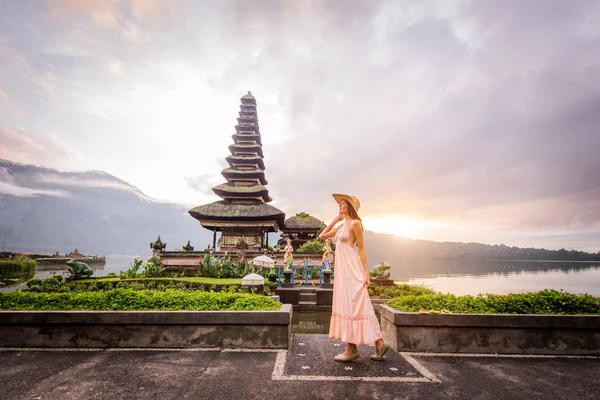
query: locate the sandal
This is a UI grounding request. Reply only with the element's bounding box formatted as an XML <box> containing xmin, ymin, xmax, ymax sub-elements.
<box><xmin>334</xmin><ymin>351</ymin><xmax>360</xmax><ymax>362</ymax></box>
<box><xmin>370</xmin><ymin>341</ymin><xmax>390</xmax><ymax>361</ymax></box>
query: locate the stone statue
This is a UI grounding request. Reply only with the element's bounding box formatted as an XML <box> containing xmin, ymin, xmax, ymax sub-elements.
<box><xmin>283</xmin><ymin>238</ymin><xmax>294</xmax><ymax>270</ymax></box>
<box><xmin>369</xmin><ymin>262</ymin><xmax>391</xmax><ymax>280</ymax></box>
<box><xmin>322</xmin><ymin>238</ymin><xmax>334</xmax><ymax>269</ymax></box>
<box><xmin>66</xmin><ymin>259</ymin><xmax>94</xmax><ymax>279</ymax></box>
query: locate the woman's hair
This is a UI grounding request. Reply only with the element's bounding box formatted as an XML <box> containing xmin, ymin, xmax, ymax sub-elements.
<box><xmin>346</xmin><ymin>202</ymin><xmax>364</xmax><ymax>231</ymax></box>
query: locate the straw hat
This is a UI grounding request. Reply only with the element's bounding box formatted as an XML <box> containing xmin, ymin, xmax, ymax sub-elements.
<box><xmin>332</xmin><ymin>193</ymin><xmax>361</xmax><ymax>212</ymax></box>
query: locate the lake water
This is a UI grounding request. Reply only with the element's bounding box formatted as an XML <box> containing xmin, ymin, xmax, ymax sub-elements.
<box><xmin>388</xmin><ymin>259</ymin><xmax>600</xmax><ymax>296</ymax></box>
<box><xmin>2</xmin><ymin>255</ymin><xmax>600</xmax><ymax>296</ymax></box>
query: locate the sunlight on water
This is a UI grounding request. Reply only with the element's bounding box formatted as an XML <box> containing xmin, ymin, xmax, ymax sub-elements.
<box><xmin>405</xmin><ymin>266</ymin><xmax>600</xmax><ymax>296</ymax></box>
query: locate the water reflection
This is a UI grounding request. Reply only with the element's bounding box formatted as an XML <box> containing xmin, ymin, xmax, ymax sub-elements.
<box><xmin>405</xmin><ymin>265</ymin><xmax>600</xmax><ymax>296</ymax></box>
<box><xmin>291</xmin><ymin>311</ymin><xmax>331</xmax><ymax>334</ymax></box>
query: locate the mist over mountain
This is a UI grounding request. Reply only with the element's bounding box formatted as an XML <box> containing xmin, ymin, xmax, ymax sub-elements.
<box><xmin>0</xmin><ymin>158</ymin><xmax>598</xmax><ymax>262</ymax></box>
<box><xmin>0</xmin><ymin>158</ymin><xmax>211</xmax><ymax>256</ymax></box>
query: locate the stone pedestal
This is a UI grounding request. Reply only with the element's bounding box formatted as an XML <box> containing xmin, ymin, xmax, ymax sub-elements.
<box><xmin>281</xmin><ymin>271</ymin><xmax>294</xmax><ymax>288</ymax></box>
<box><xmin>275</xmin><ymin>287</ymin><xmax>300</xmax><ymax>305</ymax></box>
<box><xmin>372</xmin><ymin>278</ymin><xmax>394</xmax><ymax>286</ymax></box>
<box><xmin>316</xmin><ymin>288</ymin><xmax>333</xmax><ymax>306</ymax></box>
<box><xmin>321</xmin><ymin>270</ymin><xmax>333</xmax><ymax>288</ymax></box>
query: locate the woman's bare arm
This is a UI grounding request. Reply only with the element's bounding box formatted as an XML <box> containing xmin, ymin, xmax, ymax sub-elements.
<box><xmin>319</xmin><ymin>214</ymin><xmax>343</xmax><ymax>239</ymax></box>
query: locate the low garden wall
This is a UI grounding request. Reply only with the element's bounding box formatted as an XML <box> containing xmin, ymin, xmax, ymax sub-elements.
<box><xmin>0</xmin><ymin>304</ymin><xmax>292</xmax><ymax>349</ymax></box>
<box><xmin>379</xmin><ymin>305</ymin><xmax>600</xmax><ymax>355</ymax></box>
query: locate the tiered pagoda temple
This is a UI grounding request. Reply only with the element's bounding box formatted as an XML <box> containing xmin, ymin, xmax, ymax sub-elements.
<box><xmin>188</xmin><ymin>92</ymin><xmax>285</xmax><ymax>252</ymax></box>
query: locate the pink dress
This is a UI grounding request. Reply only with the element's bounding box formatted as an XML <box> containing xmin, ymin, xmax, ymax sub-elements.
<box><xmin>329</xmin><ymin>221</ymin><xmax>383</xmax><ymax>345</ymax></box>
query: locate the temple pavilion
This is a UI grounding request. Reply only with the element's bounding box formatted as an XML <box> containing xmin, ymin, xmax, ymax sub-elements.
<box><xmin>188</xmin><ymin>92</ymin><xmax>285</xmax><ymax>252</ymax></box>
<box><xmin>280</xmin><ymin>212</ymin><xmax>326</xmax><ymax>250</ymax></box>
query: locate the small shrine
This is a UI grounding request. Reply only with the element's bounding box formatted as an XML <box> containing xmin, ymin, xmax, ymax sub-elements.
<box><xmin>65</xmin><ymin>248</ymin><xmax>85</xmax><ymax>258</ymax></box>
<box><xmin>182</xmin><ymin>240</ymin><xmax>194</xmax><ymax>252</ymax></box>
<box><xmin>188</xmin><ymin>92</ymin><xmax>285</xmax><ymax>251</ymax></box>
<box><xmin>280</xmin><ymin>212</ymin><xmax>325</xmax><ymax>250</ymax></box>
<box><xmin>150</xmin><ymin>235</ymin><xmax>166</xmax><ymax>257</ymax></box>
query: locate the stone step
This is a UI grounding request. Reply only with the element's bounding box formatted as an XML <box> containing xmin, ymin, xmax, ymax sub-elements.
<box><xmin>298</xmin><ymin>287</ymin><xmax>317</xmax><ymax>293</ymax></box>
<box><xmin>295</xmin><ymin>301</ymin><xmax>318</xmax><ymax>311</ymax></box>
<box><xmin>300</xmin><ymin>293</ymin><xmax>317</xmax><ymax>302</ymax></box>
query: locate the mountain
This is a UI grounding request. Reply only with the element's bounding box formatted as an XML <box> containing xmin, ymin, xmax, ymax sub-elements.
<box><xmin>0</xmin><ymin>158</ymin><xmax>211</xmax><ymax>256</ymax></box>
<box><xmin>363</xmin><ymin>231</ymin><xmax>600</xmax><ymax>263</ymax></box>
<box><xmin>1</xmin><ymin>158</ymin><xmax>598</xmax><ymax>262</ymax></box>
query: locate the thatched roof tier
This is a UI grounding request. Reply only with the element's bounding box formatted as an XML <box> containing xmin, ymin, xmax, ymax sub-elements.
<box><xmin>228</xmin><ymin>143</ymin><xmax>263</xmax><ymax>158</ymax></box>
<box><xmin>189</xmin><ymin>201</ymin><xmax>285</xmax><ymax>231</ymax></box>
<box><xmin>232</xmin><ymin>133</ymin><xmax>262</xmax><ymax>145</ymax></box>
<box><xmin>237</xmin><ymin>117</ymin><xmax>257</xmax><ymax>125</ymax></box>
<box><xmin>282</xmin><ymin>213</ymin><xmax>326</xmax><ymax>231</ymax></box>
<box><xmin>235</xmin><ymin>124</ymin><xmax>259</xmax><ymax>134</ymax></box>
<box><xmin>226</xmin><ymin>155</ymin><xmax>265</xmax><ymax>170</ymax></box>
<box><xmin>221</xmin><ymin>168</ymin><xmax>267</xmax><ymax>185</ymax></box>
<box><xmin>212</xmin><ymin>183</ymin><xmax>272</xmax><ymax>202</ymax></box>
<box><xmin>240</xmin><ymin>104</ymin><xmax>257</xmax><ymax>112</ymax></box>
<box><xmin>241</xmin><ymin>91</ymin><xmax>256</xmax><ymax>104</ymax></box>
<box><xmin>239</xmin><ymin>110</ymin><xmax>257</xmax><ymax>118</ymax></box>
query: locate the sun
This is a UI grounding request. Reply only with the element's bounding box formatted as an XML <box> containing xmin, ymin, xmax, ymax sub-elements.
<box><xmin>361</xmin><ymin>216</ymin><xmax>425</xmax><ymax>238</ymax></box>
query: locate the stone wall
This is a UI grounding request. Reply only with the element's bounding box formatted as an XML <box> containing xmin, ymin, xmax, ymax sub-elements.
<box><xmin>0</xmin><ymin>305</ymin><xmax>292</xmax><ymax>349</ymax></box>
<box><xmin>379</xmin><ymin>305</ymin><xmax>600</xmax><ymax>355</ymax></box>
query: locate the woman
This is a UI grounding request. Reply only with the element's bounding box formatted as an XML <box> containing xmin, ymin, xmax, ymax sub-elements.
<box><xmin>319</xmin><ymin>193</ymin><xmax>390</xmax><ymax>362</ymax></box>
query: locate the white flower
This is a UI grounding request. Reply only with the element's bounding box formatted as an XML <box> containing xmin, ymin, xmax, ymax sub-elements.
<box><xmin>302</xmin><ymin>366</ymin><xmax>310</xmax><ymax>370</ymax></box>
<box><xmin>133</xmin><ymin>255</ymin><xmax>139</xmax><ymax>261</ymax></box>
<box><xmin>344</xmin><ymin>366</ymin><xmax>353</xmax><ymax>371</ymax></box>
<box><xmin>389</xmin><ymin>367</ymin><xmax>398</xmax><ymax>372</ymax></box>
<box><xmin>298</xmin><ymin>353</ymin><xmax>306</xmax><ymax>357</ymax></box>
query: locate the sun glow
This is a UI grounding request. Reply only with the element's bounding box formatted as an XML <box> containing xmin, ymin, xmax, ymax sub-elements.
<box><xmin>361</xmin><ymin>216</ymin><xmax>429</xmax><ymax>239</ymax></box>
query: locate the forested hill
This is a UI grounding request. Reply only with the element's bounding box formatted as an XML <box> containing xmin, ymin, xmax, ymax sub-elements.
<box><xmin>363</xmin><ymin>231</ymin><xmax>600</xmax><ymax>262</ymax></box>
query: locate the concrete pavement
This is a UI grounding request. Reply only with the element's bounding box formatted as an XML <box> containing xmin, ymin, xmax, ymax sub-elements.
<box><xmin>1</xmin><ymin>334</ymin><xmax>598</xmax><ymax>400</ymax></box>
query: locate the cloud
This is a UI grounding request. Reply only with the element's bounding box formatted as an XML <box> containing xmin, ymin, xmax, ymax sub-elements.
<box><xmin>47</xmin><ymin>0</ymin><xmax>121</xmax><ymax>28</ymax></box>
<box><xmin>0</xmin><ymin>126</ymin><xmax>82</xmax><ymax>168</ymax></box>
<box><xmin>34</xmin><ymin>172</ymin><xmax>156</xmax><ymax>202</ymax></box>
<box><xmin>0</xmin><ymin>168</ymin><xmax>69</xmax><ymax>198</ymax></box>
<box><xmin>0</xmin><ymin>88</ymin><xmax>9</xmax><ymax>108</ymax></box>
<box><xmin>1</xmin><ymin>0</ymin><xmax>599</xmax><ymax>250</ymax></box>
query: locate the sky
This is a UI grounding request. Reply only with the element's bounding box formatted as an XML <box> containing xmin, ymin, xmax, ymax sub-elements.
<box><xmin>1</xmin><ymin>0</ymin><xmax>599</xmax><ymax>252</ymax></box>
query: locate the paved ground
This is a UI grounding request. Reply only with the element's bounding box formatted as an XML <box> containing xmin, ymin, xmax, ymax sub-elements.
<box><xmin>1</xmin><ymin>334</ymin><xmax>599</xmax><ymax>400</ymax></box>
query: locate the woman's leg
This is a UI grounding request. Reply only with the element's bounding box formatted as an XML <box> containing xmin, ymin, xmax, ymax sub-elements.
<box><xmin>345</xmin><ymin>342</ymin><xmax>358</xmax><ymax>355</ymax></box>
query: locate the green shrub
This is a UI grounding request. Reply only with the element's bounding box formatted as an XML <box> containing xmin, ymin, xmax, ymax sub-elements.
<box><xmin>23</xmin><ymin>275</ymin><xmax>66</xmax><ymax>293</ymax></box>
<box><xmin>388</xmin><ymin>289</ymin><xmax>600</xmax><ymax>315</ymax></box>
<box><xmin>297</xmin><ymin>240</ymin><xmax>324</xmax><ymax>253</ymax></box>
<box><xmin>0</xmin><ymin>289</ymin><xmax>281</xmax><ymax>311</ymax></box>
<box><xmin>0</xmin><ymin>260</ymin><xmax>36</xmax><ymax>280</ymax></box>
<box><xmin>369</xmin><ymin>283</ymin><xmax>436</xmax><ymax>298</ymax></box>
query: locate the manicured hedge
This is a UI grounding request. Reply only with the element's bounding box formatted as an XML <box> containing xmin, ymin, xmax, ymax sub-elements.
<box><xmin>388</xmin><ymin>289</ymin><xmax>600</xmax><ymax>315</ymax></box>
<box><xmin>0</xmin><ymin>260</ymin><xmax>36</xmax><ymax>280</ymax></box>
<box><xmin>23</xmin><ymin>276</ymin><xmax>277</xmax><ymax>296</ymax></box>
<box><xmin>0</xmin><ymin>288</ymin><xmax>282</xmax><ymax>311</ymax></box>
<box><xmin>368</xmin><ymin>282</ymin><xmax>436</xmax><ymax>298</ymax></box>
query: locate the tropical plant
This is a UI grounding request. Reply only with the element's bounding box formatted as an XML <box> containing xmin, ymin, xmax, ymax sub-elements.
<box><xmin>143</xmin><ymin>256</ymin><xmax>164</xmax><ymax>278</ymax></box>
<box><xmin>297</xmin><ymin>240</ymin><xmax>324</xmax><ymax>253</ymax></box>
<box><xmin>120</xmin><ymin>256</ymin><xmax>143</xmax><ymax>278</ymax></box>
